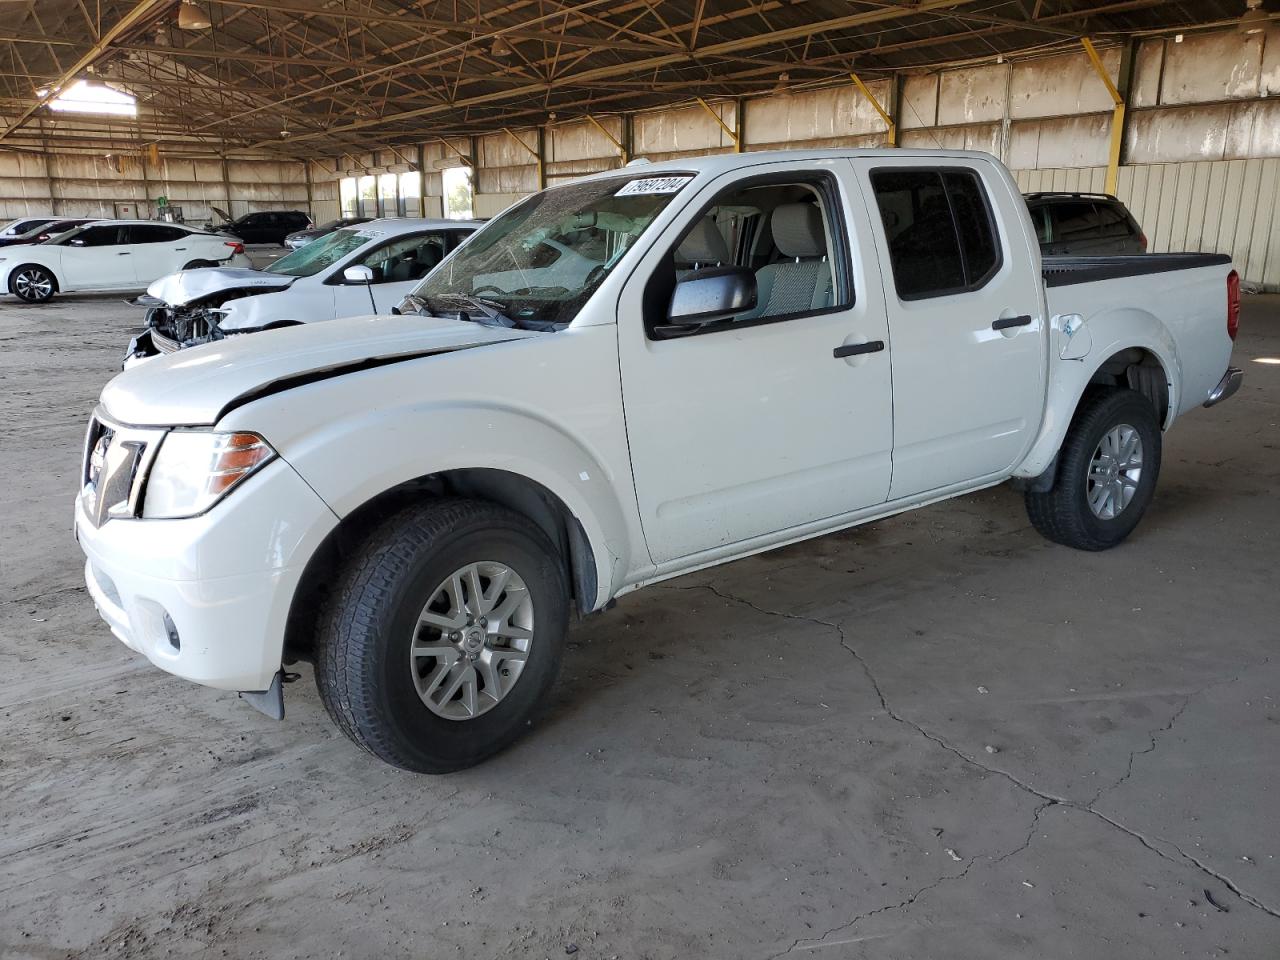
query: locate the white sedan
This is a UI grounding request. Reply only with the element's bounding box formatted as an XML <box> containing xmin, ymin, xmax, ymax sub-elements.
<box><xmin>0</xmin><ymin>220</ymin><xmax>251</xmax><ymax>304</ymax></box>
<box><xmin>129</xmin><ymin>218</ymin><xmax>480</xmax><ymax>358</ymax></box>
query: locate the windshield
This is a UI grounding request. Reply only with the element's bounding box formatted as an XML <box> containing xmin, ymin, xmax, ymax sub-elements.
<box><xmin>265</xmin><ymin>228</ymin><xmax>370</xmax><ymax>277</ymax></box>
<box><xmin>410</xmin><ymin>173</ymin><xmax>692</xmax><ymax>329</ymax></box>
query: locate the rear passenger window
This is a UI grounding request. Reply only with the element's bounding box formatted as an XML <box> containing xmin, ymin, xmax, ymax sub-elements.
<box><xmin>870</xmin><ymin>168</ymin><xmax>1002</xmax><ymax>300</ymax></box>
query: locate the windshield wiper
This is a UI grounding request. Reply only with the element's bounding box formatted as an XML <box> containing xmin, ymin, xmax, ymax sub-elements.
<box><xmin>427</xmin><ymin>292</ymin><xmax>520</xmax><ymax>328</ymax></box>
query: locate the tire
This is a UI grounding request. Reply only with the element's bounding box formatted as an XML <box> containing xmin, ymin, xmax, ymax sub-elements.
<box><xmin>9</xmin><ymin>264</ymin><xmax>56</xmax><ymax>303</ymax></box>
<box><xmin>181</xmin><ymin>259</ymin><xmax>216</xmax><ymax>270</ymax></box>
<box><xmin>1026</xmin><ymin>387</ymin><xmax>1162</xmax><ymax>551</ymax></box>
<box><xmin>315</xmin><ymin>498</ymin><xmax>569</xmax><ymax>773</ymax></box>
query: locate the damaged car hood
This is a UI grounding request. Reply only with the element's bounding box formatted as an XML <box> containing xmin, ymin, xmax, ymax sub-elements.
<box><xmin>147</xmin><ymin>267</ymin><xmax>296</xmax><ymax>306</ymax></box>
<box><xmin>101</xmin><ymin>313</ymin><xmax>544</xmax><ymax>426</ymax></box>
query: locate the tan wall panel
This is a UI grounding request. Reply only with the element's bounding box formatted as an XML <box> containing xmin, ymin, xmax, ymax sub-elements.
<box><xmin>1010</xmin><ymin>48</ymin><xmax>1118</xmax><ymax>119</ymax></box>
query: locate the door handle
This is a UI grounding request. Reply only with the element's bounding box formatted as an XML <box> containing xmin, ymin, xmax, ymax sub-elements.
<box><xmin>833</xmin><ymin>340</ymin><xmax>885</xmax><ymax>359</ymax></box>
<box><xmin>174</xmin><ymin>247</ymin><xmax>187</xmax><ymax>251</ymax></box>
<box><xmin>117</xmin><ymin>251</ymin><xmax>131</xmax><ymax>256</ymax></box>
<box><xmin>992</xmin><ymin>314</ymin><xmax>1032</xmax><ymax>331</ymax></box>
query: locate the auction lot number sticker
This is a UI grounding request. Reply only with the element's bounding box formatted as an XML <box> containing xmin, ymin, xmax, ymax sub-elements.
<box><xmin>615</xmin><ymin>176</ymin><xmax>694</xmax><ymax>196</ymax></box>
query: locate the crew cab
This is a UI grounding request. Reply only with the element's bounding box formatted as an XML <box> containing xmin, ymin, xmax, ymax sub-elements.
<box><xmin>2</xmin><ymin>221</ymin><xmax>250</xmax><ymax>303</ymax></box>
<box><xmin>125</xmin><ymin>218</ymin><xmax>480</xmax><ymax>360</ymax></box>
<box><xmin>74</xmin><ymin>149</ymin><xmax>1242</xmax><ymax>774</ymax></box>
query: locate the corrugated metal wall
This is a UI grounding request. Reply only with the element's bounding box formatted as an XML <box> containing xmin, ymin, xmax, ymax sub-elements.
<box><xmin>0</xmin><ymin>151</ymin><xmax>310</xmax><ymax>224</ymax></box>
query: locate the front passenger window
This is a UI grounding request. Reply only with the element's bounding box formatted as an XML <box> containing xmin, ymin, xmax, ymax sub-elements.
<box><xmin>647</xmin><ymin>176</ymin><xmax>849</xmax><ymax>338</ymax></box>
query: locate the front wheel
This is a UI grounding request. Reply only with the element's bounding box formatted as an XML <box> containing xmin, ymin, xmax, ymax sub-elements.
<box><xmin>1025</xmin><ymin>388</ymin><xmax>1162</xmax><ymax>551</ymax></box>
<box><xmin>315</xmin><ymin>499</ymin><xmax>569</xmax><ymax>773</ymax></box>
<box><xmin>9</xmin><ymin>264</ymin><xmax>56</xmax><ymax>303</ymax></box>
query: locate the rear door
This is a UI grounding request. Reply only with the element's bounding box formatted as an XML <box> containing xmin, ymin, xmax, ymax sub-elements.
<box><xmin>618</xmin><ymin>163</ymin><xmax>894</xmax><ymax>564</ymax></box>
<box><xmin>855</xmin><ymin>157</ymin><xmax>1045</xmax><ymax>500</ymax></box>
<box><xmin>124</xmin><ymin>224</ymin><xmax>192</xmax><ymax>280</ymax></box>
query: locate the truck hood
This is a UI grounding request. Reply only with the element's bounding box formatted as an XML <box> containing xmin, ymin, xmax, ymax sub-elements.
<box><xmin>147</xmin><ymin>267</ymin><xmax>296</xmax><ymax>306</ymax></box>
<box><xmin>101</xmin><ymin>313</ymin><xmax>544</xmax><ymax>426</ymax></box>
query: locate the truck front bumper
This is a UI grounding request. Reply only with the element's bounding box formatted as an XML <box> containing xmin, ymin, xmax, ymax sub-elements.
<box><xmin>1204</xmin><ymin>366</ymin><xmax>1243</xmax><ymax>407</ymax></box>
<box><xmin>74</xmin><ymin>459</ymin><xmax>338</xmax><ymax>694</ymax></box>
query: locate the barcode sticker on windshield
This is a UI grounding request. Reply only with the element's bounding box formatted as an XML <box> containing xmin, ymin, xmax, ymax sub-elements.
<box><xmin>615</xmin><ymin>176</ymin><xmax>693</xmax><ymax>196</ymax></box>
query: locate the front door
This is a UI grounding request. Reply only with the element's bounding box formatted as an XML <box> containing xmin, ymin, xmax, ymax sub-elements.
<box><xmin>619</xmin><ymin>164</ymin><xmax>894</xmax><ymax>564</ymax></box>
<box><xmin>60</xmin><ymin>224</ymin><xmax>131</xmax><ymax>289</ymax></box>
<box><xmin>853</xmin><ymin>157</ymin><xmax>1045</xmax><ymax>500</ymax></box>
<box><xmin>330</xmin><ymin>231</ymin><xmax>452</xmax><ymax>317</ymax></box>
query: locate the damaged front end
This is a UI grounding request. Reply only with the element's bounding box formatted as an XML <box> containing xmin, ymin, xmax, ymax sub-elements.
<box><xmin>124</xmin><ymin>269</ymin><xmax>298</xmax><ymax>367</ymax></box>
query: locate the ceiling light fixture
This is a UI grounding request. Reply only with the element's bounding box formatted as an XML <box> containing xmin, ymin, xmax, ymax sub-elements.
<box><xmin>1239</xmin><ymin>0</ymin><xmax>1267</xmax><ymax>34</ymax></box>
<box><xmin>177</xmin><ymin>0</ymin><xmax>212</xmax><ymax>30</ymax></box>
<box><xmin>772</xmin><ymin>72</ymin><xmax>791</xmax><ymax>97</ymax></box>
<box><xmin>491</xmin><ymin>36</ymin><xmax>513</xmax><ymax>58</ymax></box>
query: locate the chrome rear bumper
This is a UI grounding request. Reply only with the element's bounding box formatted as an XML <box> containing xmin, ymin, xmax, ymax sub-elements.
<box><xmin>1204</xmin><ymin>367</ymin><xmax>1243</xmax><ymax>407</ymax></box>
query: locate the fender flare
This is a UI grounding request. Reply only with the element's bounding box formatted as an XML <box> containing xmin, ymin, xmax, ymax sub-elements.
<box><xmin>228</xmin><ymin>399</ymin><xmax>636</xmax><ymax>610</ymax></box>
<box><xmin>1016</xmin><ymin>307</ymin><xmax>1180</xmax><ymax>479</ymax></box>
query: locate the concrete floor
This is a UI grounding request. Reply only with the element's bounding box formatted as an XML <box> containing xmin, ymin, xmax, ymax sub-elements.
<box><xmin>1</xmin><ymin>276</ymin><xmax>1278</xmax><ymax>959</ymax></box>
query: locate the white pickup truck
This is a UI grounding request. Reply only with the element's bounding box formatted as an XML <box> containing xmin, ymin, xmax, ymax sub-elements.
<box><xmin>74</xmin><ymin>149</ymin><xmax>1242</xmax><ymax>773</ymax></box>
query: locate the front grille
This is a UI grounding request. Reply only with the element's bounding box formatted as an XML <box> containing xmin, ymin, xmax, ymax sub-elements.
<box><xmin>80</xmin><ymin>410</ymin><xmax>165</xmax><ymax>527</ymax></box>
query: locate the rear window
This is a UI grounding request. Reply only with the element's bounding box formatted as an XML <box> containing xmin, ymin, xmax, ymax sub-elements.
<box><xmin>1046</xmin><ymin>201</ymin><xmax>1136</xmax><ymax>243</ymax></box>
<box><xmin>870</xmin><ymin>168</ymin><xmax>1002</xmax><ymax>300</ymax></box>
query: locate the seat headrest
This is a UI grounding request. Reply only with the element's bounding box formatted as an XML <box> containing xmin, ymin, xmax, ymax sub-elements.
<box><xmin>677</xmin><ymin>217</ymin><xmax>729</xmax><ymax>265</ymax></box>
<box><xmin>772</xmin><ymin>203</ymin><xmax>825</xmax><ymax>258</ymax></box>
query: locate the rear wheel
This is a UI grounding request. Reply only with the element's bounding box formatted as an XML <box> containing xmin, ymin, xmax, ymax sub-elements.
<box><xmin>9</xmin><ymin>264</ymin><xmax>56</xmax><ymax>303</ymax></box>
<box><xmin>1025</xmin><ymin>388</ymin><xmax>1161</xmax><ymax>551</ymax></box>
<box><xmin>315</xmin><ymin>499</ymin><xmax>569</xmax><ymax>773</ymax></box>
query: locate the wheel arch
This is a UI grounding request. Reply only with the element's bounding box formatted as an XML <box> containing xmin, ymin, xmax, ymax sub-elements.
<box><xmin>1016</xmin><ymin>321</ymin><xmax>1179</xmax><ymax>483</ymax></box>
<box><xmin>282</xmin><ymin>467</ymin><xmax>600</xmax><ymax>665</ymax></box>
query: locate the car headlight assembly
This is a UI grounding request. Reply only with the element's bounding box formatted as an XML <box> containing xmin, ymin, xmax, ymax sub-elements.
<box><xmin>142</xmin><ymin>430</ymin><xmax>276</xmax><ymax>519</ymax></box>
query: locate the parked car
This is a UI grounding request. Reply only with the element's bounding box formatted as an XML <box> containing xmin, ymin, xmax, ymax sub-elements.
<box><xmin>0</xmin><ymin>217</ymin><xmax>100</xmax><ymax>248</ymax></box>
<box><xmin>75</xmin><ymin>149</ymin><xmax>1241</xmax><ymax>773</ymax></box>
<box><xmin>1025</xmin><ymin>192</ymin><xmax>1147</xmax><ymax>255</ymax></box>
<box><xmin>125</xmin><ymin>218</ymin><xmax>480</xmax><ymax>359</ymax></box>
<box><xmin>1</xmin><ymin>221</ymin><xmax>251</xmax><ymax>303</ymax></box>
<box><xmin>220</xmin><ymin>210</ymin><xmax>313</xmax><ymax>245</ymax></box>
<box><xmin>0</xmin><ymin>216</ymin><xmax>59</xmax><ymax>239</ymax></box>
<box><xmin>284</xmin><ymin>216</ymin><xmax>374</xmax><ymax>250</ymax></box>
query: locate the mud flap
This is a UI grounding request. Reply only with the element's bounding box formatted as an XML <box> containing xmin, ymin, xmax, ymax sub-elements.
<box><xmin>239</xmin><ymin>670</ymin><xmax>287</xmax><ymax>720</ymax></box>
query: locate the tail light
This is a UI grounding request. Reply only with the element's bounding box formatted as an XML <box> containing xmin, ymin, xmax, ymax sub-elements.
<box><xmin>224</xmin><ymin>240</ymin><xmax>245</xmax><ymax>255</ymax></box>
<box><xmin>1138</xmin><ymin>232</ymin><xmax>1148</xmax><ymax>252</ymax></box>
<box><xmin>1226</xmin><ymin>269</ymin><xmax>1240</xmax><ymax>341</ymax></box>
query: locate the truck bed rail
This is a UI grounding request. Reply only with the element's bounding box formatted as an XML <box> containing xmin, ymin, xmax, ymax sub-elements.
<box><xmin>1042</xmin><ymin>253</ymin><xmax>1231</xmax><ymax>288</ymax></box>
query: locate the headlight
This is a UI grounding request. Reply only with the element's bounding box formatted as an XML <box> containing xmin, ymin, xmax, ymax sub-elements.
<box><xmin>142</xmin><ymin>430</ymin><xmax>275</xmax><ymax>519</ymax></box>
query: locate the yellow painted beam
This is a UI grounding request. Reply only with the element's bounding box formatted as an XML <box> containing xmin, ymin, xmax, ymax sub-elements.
<box><xmin>696</xmin><ymin>97</ymin><xmax>740</xmax><ymax>152</ymax></box>
<box><xmin>437</xmin><ymin>137</ymin><xmax>473</xmax><ymax>166</ymax></box>
<box><xmin>851</xmin><ymin>72</ymin><xmax>896</xmax><ymax>147</ymax></box>
<box><xmin>1081</xmin><ymin>38</ymin><xmax>1125</xmax><ymax>195</ymax></box>
<box><xmin>585</xmin><ymin>114</ymin><xmax>627</xmax><ymax>162</ymax></box>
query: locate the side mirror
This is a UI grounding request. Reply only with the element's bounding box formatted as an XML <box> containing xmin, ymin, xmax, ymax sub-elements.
<box><xmin>70</xmin><ymin>238</ymin><xmax>86</xmax><ymax>247</ymax></box>
<box><xmin>343</xmin><ymin>264</ymin><xmax>375</xmax><ymax>285</ymax></box>
<box><xmin>665</xmin><ymin>267</ymin><xmax>756</xmax><ymax>328</ymax></box>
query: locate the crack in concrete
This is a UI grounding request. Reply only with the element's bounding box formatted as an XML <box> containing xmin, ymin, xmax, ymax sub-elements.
<box><xmin>661</xmin><ymin>582</ymin><xmax>1280</xmax><ymax>931</ymax></box>
<box><xmin>766</xmin><ymin>800</ymin><xmax>1057</xmax><ymax>958</ymax></box>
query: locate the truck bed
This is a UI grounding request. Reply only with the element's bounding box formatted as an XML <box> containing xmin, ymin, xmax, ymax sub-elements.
<box><xmin>1042</xmin><ymin>252</ymin><xmax>1231</xmax><ymax>287</ymax></box>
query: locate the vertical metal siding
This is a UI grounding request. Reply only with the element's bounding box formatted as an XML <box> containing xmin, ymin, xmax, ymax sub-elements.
<box><xmin>1016</xmin><ymin>159</ymin><xmax>1280</xmax><ymax>290</ymax></box>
